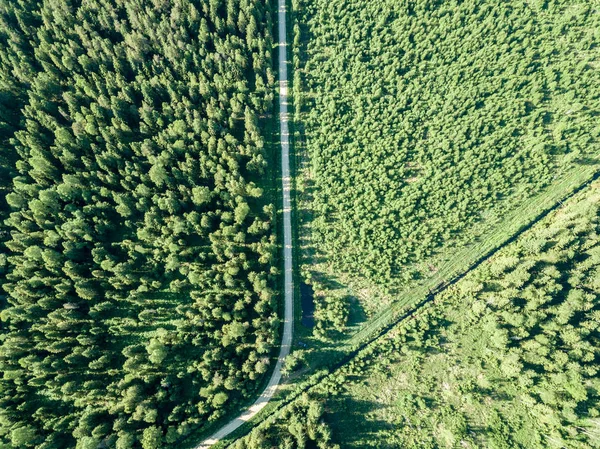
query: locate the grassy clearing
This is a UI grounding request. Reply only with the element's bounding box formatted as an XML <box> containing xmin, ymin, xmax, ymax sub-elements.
<box><xmin>227</xmin><ymin>180</ymin><xmax>600</xmax><ymax>449</ymax></box>
<box><xmin>216</xmin><ymin>155</ymin><xmax>600</xmax><ymax>449</ymax></box>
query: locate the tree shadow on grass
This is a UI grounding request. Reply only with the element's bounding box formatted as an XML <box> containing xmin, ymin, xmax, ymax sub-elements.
<box><xmin>326</xmin><ymin>393</ymin><xmax>396</xmax><ymax>448</ymax></box>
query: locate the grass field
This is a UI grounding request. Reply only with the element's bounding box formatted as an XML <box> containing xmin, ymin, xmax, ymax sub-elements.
<box><xmin>212</xmin><ymin>155</ymin><xmax>600</xmax><ymax>449</ymax></box>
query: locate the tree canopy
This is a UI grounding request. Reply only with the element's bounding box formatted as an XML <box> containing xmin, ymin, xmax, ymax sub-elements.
<box><xmin>0</xmin><ymin>0</ymin><xmax>278</xmax><ymax>447</ymax></box>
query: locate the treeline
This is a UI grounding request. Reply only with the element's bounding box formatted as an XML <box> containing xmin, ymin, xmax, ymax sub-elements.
<box><xmin>295</xmin><ymin>0</ymin><xmax>600</xmax><ymax>329</ymax></box>
<box><xmin>251</xmin><ymin>182</ymin><xmax>600</xmax><ymax>448</ymax></box>
<box><xmin>0</xmin><ymin>1</ymin><xmax>278</xmax><ymax>448</ymax></box>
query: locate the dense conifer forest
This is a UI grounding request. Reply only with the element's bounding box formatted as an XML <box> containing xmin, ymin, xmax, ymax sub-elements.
<box><xmin>295</xmin><ymin>0</ymin><xmax>600</xmax><ymax>331</ymax></box>
<box><xmin>0</xmin><ymin>1</ymin><xmax>278</xmax><ymax>448</ymax></box>
<box><xmin>242</xmin><ymin>182</ymin><xmax>600</xmax><ymax>449</ymax></box>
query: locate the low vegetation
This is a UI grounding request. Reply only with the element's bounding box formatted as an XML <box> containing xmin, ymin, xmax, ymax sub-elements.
<box><xmin>295</xmin><ymin>0</ymin><xmax>600</xmax><ymax>331</ymax></box>
<box><xmin>328</xmin><ymin>183</ymin><xmax>600</xmax><ymax>448</ymax></box>
<box><xmin>0</xmin><ymin>1</ymin><xmax>277</xmax><ymax>448</ymax></box>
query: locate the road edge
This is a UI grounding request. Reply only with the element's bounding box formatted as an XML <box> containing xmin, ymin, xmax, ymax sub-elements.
<box><xmin>194</xmin><ymin>0</ymin><xmax>293</xmax><ymax>446</ymax></box>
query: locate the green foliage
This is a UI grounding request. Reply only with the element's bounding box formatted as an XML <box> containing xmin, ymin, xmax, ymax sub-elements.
<box><xmin>281</xmin><ymin>350</ymin><xmax>307</xmax><ymax>377</ymax></box>
<box><xmin>306</xmin><ymin>184</ymin><xmax>600</xmax><ymax>448</ymax></box>
<box><xmin>229</xmin><ymin>394</ymin><xmax>338</xmax><ymax>449</ymax></box>
<box><xmin>0</xmin><ymin>0</ymin><xmax>277</xmax><ymax>448</ymax></box>
<box><xmin>0</xmin><ymin>0</ymin><xmax>42</xmax><ymax>292</ymax></box>
<box><xmin>140</xmin><ymin>427</ymin><xmax>162</xmax><ymax>449</ymax></box>
<box><xmin>295</xmin><ymin>0</ymin><xmax>600</xmax><ymax>327</ymax></box>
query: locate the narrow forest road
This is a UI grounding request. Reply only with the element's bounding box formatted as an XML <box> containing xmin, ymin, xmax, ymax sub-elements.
<box><xmin>195</xmin><ymin>0</ymin><xmax>293</xmax><ymax>447</ymax></box>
